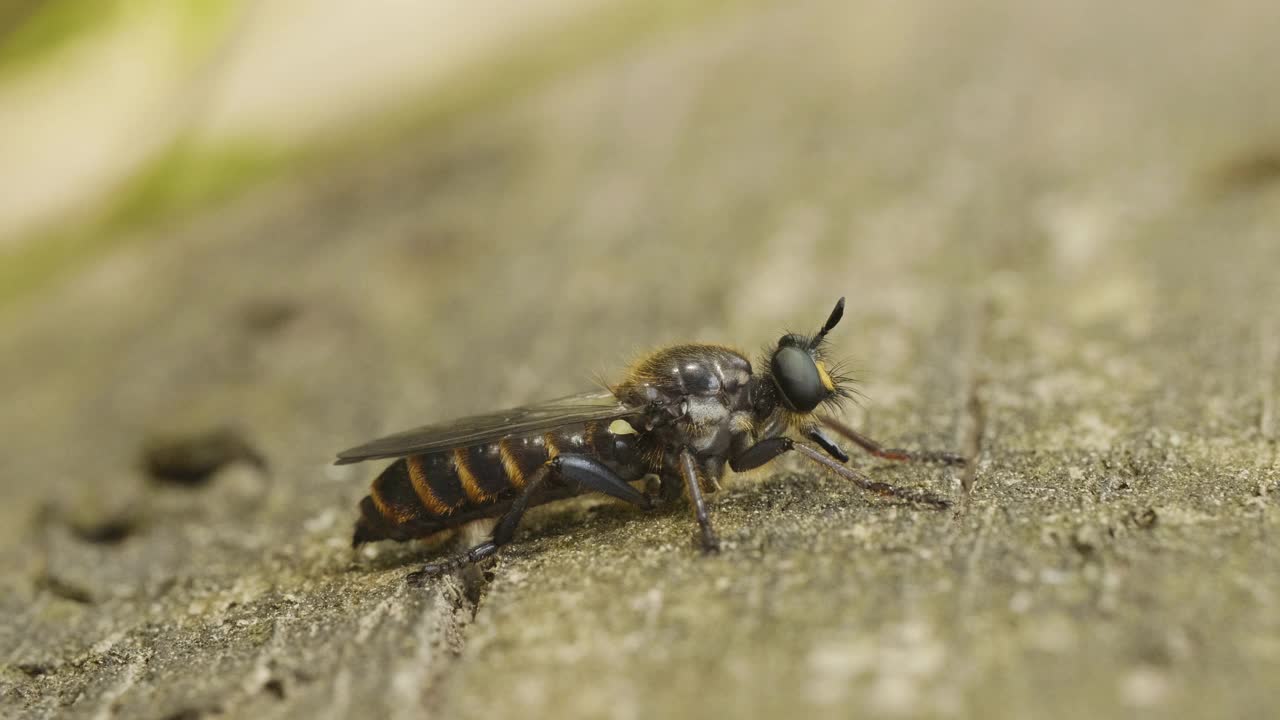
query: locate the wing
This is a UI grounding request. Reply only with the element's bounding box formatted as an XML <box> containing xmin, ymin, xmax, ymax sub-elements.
<box><xmin>334</xmin><ymin>390</ymin><xmax>640</xmax><ymax>465</ymax></box>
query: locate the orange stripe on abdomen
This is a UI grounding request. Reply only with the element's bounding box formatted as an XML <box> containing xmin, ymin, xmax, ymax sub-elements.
<box><xmin>406</xmin><ymin>455</ymin><xmax>453</xmax><ymax>515</ymax></box>
<box><xmin>459</xmin><ymin>444</ymin><xmax>515</xmax><ymax>500</ymax></box>
<box><xmin>413</xmin><ymin>451</ymin><xmax>467</xmax><ymax>510</ymax></box>
<box><xmin>503</xmin><ymin>435</ymin><xmax>552</xmax><ymax>485</ymax></box>
<box><xmin>453</xmin><ymin>448</ymin><xmax>494</xmax><ymax>503</ymax></box>
<box><xmin>369</xmin><ymin>460</ymin><xmax>427</xmax><ymax>525</ymax></box>
<box><xmin>498</xmin><ymin>439</ymin><xmax>527</xmax><ymax>489</ymax></box>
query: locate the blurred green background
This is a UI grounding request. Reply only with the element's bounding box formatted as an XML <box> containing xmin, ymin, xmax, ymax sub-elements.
<box><xmin>0</xmin><ymin>0</ymin><xmax>735</xmax><ymax>307</ymax></box>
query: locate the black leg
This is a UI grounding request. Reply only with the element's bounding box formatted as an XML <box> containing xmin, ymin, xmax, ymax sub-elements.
<box><xmin>729</xmin><ymin>436</ymin><xmax>795</xmax><ymax>472</ymax></box>
<box><xmin>804</xmin><ymin>427</ymin><xmax>849</xmax><ymax>463</ymax></box>
<box><xmin>819</xmin><ymin>415</ymin><xmax>966</xmax><ymax>466</ymax></box>
<box><xmin>678</xmin><ymin>447</ymin><xmax>720</xmax><ymax>552</ymax></box>
<box><xmin>406</xmin><ymin>540</ymin><xmax>502</xmax><ymax>585</ymax></box>
<box><xmin>732</xmin><ymin>433</ymin><xmax>847</xmax><ymax>471</ymax></box>
<box><xmin>407</xmin><ymin>465</ymin><xmax>552</xmax><ymax>584</ymax></box>
<box><xmin>550</xmin><ymin>454</ymin><xmax>652</xmax><ymax>509</ymax></box>
<box><xmin>406</xmin><ymin>454</ymin><xmax>652</xmax><ymax>584</ymax></box>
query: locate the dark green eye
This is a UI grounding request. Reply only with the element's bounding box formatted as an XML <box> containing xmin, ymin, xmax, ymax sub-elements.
<box><xmin>770</xmin><ymin>345</ymin><xmax>825</xmax><ymax>412</ymax></box>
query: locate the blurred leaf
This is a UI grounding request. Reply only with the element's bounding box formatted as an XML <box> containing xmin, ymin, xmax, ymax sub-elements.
<box><xmin>0</xmin><ymin>137</ymin><xmax>290</xmax><ymax>308</ymax></box>
<box><xmin>0</xmin><ymin>0</ymin><xmax>124</xmax><ymax>77</ymax></box>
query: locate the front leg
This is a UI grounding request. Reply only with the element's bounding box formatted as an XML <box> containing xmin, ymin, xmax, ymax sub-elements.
<box><xmin>729</xmin><ymin>427</ymin><xmax>850</xmax><ymax>470</ymax></box>
<box><xmin>819</xmin><ymin>415</ymin><xmax>966</xmax><ymax>466</ymax></box>
<box><xmin>791</xmin><ymin>443</ymin><xmax>951</xmax><ymax>509</ymax></box>
<box><xmin>729</xmin><ymin>436</ymin><xmax>794</xmax><ymax>472</ymax></box>
<box><xmin>804</xmin><ymin>427</ymin><xmax>849</xmax><ymax>462</ymax></box>
<box><xmin>729</xmin><ymin>436</ymin><xmax>951</xmax><ymax>509</ymax></box>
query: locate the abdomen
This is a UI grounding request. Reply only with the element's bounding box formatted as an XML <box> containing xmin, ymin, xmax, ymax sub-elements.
<box><xmin>352</xmin><ymin>420</ymin><xmax>640</xmax><ymax>545</ymax></box>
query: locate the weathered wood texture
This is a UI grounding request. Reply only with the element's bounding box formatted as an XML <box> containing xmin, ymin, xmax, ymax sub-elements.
<box><xmin>3</xmin><ymin>1</ymin><xmax>1279</xmax><ymax>718</ymax></box>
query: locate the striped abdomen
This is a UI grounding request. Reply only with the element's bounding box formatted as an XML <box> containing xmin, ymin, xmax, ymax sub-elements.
<box><xmin>353</xmin><ymin>421</ymin><xmax>640</xmax><ymax>545</ymax></box>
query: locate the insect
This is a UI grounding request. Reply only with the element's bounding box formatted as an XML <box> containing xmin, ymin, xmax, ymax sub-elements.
<box><xmin>336</xmin><ymin>298</ymin><xmax>965</xmax><ymax>583</ymax></box>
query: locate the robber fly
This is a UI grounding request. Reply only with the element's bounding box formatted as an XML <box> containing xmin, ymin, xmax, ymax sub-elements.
<box><xmin>336</xmin><ymin>298</ymin><xmax>965</xmax><ymax>583</ymax></box>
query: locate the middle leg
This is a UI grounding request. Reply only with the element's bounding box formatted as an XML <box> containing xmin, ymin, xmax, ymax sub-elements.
<box><xmin>678</xmin><ymin>447</ymin><xmax>720</xmax><ymax>553</ymax></box>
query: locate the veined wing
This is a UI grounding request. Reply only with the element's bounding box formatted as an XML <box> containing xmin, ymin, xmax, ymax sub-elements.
<box><xmin>335</xmin><ymin>390</ymin><xmax>639</xmax><ymax>465</ymax></box>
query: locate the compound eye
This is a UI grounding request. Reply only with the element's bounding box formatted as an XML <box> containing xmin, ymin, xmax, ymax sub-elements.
<box><xmin>770</xmin><ymin>346</ymin><xmax>825</xmax><ymax>412</ymax></box>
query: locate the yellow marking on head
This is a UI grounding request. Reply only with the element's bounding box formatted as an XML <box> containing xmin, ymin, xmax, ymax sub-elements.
<box><xmin>815</xmin><ymin>360</ymin><xmax>836</xmax><ymax>392</ymax></box>
<box><xmin>498</xmin><ymin>439</ymin><xmax>526</xmax><ymax>489</ymax></box>
<box><xmin>543</xmin><ymin>432</ymin><xmax>561</xmax><ymax>459</ymax></box>
<box><xmin>452</xmin><ymin>448</ymin><xmax>492</xmax><ymax>503</ymax></box>
<box><xmin>406</xmin><ymin>456</ymin><xmax>453</xmax><ymax>515</ymax></box>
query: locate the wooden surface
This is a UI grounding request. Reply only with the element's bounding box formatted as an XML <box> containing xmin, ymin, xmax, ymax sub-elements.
<box><xmin>3</xmin><ymin>1</ymin><xmax>1279</xmax><ymax>718</ymax></box>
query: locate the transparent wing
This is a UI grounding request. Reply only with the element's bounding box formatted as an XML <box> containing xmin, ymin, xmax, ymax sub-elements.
<box><xmin>334</xmin><ymin>390</ymin><xmax>639</xmax><ymax>465</ymax></box>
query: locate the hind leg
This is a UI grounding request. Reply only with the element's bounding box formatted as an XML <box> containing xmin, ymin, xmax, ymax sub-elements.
<box><xmin>407</xmin><ymin>455</ymin><xmax>650</xmax><ymax>583</ymax></box>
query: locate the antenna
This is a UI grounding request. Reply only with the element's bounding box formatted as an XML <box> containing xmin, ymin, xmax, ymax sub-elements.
<box><xmin>811</xmin><ymin>297</ymin><xmax>845</xmax><ymax>347</ymax></box>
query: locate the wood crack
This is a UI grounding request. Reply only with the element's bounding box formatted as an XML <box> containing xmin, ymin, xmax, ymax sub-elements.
<box><xmin>957</xmin><ymin>298</ymin><xmax>992</xmax><ymax>497</ymax></box>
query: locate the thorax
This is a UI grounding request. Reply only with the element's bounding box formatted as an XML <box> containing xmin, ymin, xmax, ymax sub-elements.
<box><xmin>614</xmin><ymin>344</ymin><xmax>758</xmax><ymax>459</ymax></box>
